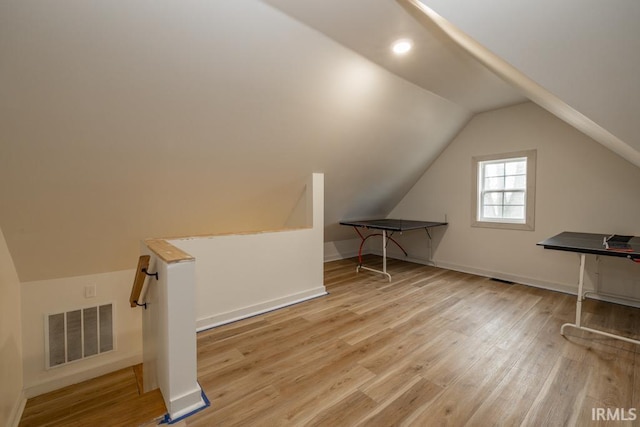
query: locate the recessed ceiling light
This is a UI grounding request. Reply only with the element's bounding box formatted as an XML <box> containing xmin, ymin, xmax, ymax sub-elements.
<box><xmin>392</xmin><ymin>39</ymin><xmax>412</xmax><ymax>55</ymax></box>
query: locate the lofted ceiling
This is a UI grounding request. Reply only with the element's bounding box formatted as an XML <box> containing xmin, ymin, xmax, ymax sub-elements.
<box><xmin>267</xmin><ymin>0</ymin><xmax>640</xmax><ymax>168</ymax></box>
<box><xmin>418</xmin><ymin>0</ymin><xmax>640</xmax><ymax>166</ymax></box>
<box><xmin>264</xmin><ymin>0</ymin><xmax>640</xmax><ymax>185</ymax></box>
<box><xmin>264</xmin><ymin>0</ymin><xmax>526</xmax><ymax>113</ymax></box>
<box><xmin>0</xmin><ymin>0</ymin><xmax>482</xmax><ymax>281</ymax></box>
<box><xmin>4</xmin><ymin>0</ymin><xmax>633</xmax><ymax>283</ymax></box>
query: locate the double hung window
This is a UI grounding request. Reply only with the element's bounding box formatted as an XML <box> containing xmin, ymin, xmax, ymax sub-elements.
<box><xmin>472</xmin><ymin>150</ymin><xmax>536</xmax><ymax>230</ymax></box>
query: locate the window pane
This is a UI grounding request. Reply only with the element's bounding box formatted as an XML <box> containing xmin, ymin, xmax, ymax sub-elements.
<box><xmin>505</xmin><ymin>175</ymin><xmax>526</xmax><ymax>189</ymax></box>
<box><xmin>505</xmin><ymin>160</ymin><xmax>526</xmax><ymax>175</ymax></box>
<box><xmin>483</xmin><ymin>192</ymin><xmax>503</xmax><ymax>205</ymax></box>
<box><xmin>483</xmin><ymin>205</ymin><xmax>502</xmax><ymax>218</ymax></box>
<box><xmin>503</xmin><ymin>206</ymin><xmax>525</xmax><ymax>219</ymax></box>
<box><xmin>474</xmin><ymin>151</ymin><xmax>534</xmax><ymax>229</ymax></box>
<box><xmin>484</xmin><ymin>176</ymin><xmax>505</xmax><ymax>190</ymax></box>
<box><xmin>483</xmin><ymin>162</ymin><xmax>504</xmax><ymax>177</ymax></box>
<box><xmin>504</xmin><ymin>191</ymin><xmax>525</xmax><ymax>206</ymax></box>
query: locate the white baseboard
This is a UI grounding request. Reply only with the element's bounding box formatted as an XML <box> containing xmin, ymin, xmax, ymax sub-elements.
<box><xmin>366</xmin><ymin>249</ymin><xmax>576</xmax><ymax>294</ymax></box>
<box><xmin>196</xmin><ymin>286</ymin><xmax>328</xmax><ymax>332</ymax></box>
<box><xmin>167</xmin><ymin>386</ymin><xmax>206</xmax><ymax>420</ymax></box>
<box><xmin>365</xmin><ymin>253</ymin><xmax>640</xmax><ymax>308</ymax></box>
<box><xmin>324</xmin><ymin>239</ymin><xmax>361</xmax><ymax>262</ymax></box>
<box><xmin>23</xmin><ymin>354</ymin><xmax>142</xmax><ymax>398</ymax></box>
<box><xmin>8</xmin><ymin>391</ymin><xmax>26</xmax><ymax>427</ymax></box>
<box><xmin>335</xmin><ymin>249</ymin><xmax>590</xmax><ymax>314</ymax></box>
<box><xmin>434</xmin><ymin>260</ymin><xmax>576</xmax><ymax>295</ymax></box>
<box><xmin>436</xmin><ymin>260</ymin><xmax>640</xmax><ymax>308</ymax></box>
<box><xmin>367</xmin><ymin>250</ymin><xmax>435</xmax><ymax>267</ymax></box>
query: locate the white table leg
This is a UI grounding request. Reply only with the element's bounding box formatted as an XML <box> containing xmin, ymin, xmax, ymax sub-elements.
<box><xmin>560</xmin><ymin>253</ymin><xmax>640</xmax><ymax>345</ymax></box>
<box><xmin>358</xmin><ymin>229</ymin><xmax>392</xmax><ymax>281</ymax></box>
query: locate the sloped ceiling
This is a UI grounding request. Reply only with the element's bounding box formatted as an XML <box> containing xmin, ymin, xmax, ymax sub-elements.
<box><xmin>267</xmin><ymin>0</ymin><xmax>640</xmax><ymax>167</ymax></box>
<box><xmin>1</xmin><ymin>0</ymin><xmax>518</xmax><ymax>282</ymax></box>
<box><xmin>9</xmin><ymin>0</ymin><xmax>634</xmax><ymax>283</ymax></box>
<box><xmin>264</xmin><ymin>0</ymin><xmax>525</xmax><ymax>113</ymax></box>
<box><xmin>416</xmin><ymin>0</ymin><xmax>640</xmax><ymax>167</ymax></box>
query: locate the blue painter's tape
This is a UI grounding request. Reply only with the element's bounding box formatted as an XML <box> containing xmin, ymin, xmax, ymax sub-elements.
<box><xmin>159</xmin><ymin>385</ymin><xmax>210</xmax><ymax>425</ymax></box>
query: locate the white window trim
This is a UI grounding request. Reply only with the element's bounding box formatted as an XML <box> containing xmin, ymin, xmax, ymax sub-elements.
<box><xmin>471</xmin><ymin>149</ymin><xmax>536</xmax><ymax>231</ymax></box>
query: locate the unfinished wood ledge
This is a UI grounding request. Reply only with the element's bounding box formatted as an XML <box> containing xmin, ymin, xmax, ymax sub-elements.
<box><xmin>145</xmin><ymin>239</ymin><xmax>194</xmax><ymax>264</ymax></box>
<box><xmin>145</xmin><ymin>227</ymin><xmax>311</xmax><ymax>264</ymax></box>
<box><xmin>162</xmin><ymin>226</ymin><xmax>312</xmax><ymax>241</ymax></box>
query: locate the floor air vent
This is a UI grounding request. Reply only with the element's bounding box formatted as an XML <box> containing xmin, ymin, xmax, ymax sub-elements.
<box><xmin>491</xmin><ymin>278</ymin><xmax>514</xmax><ymax>285</ymax></box>
<box><xmin>46</xmin><ymin>303</ymin><xmax>114</xmax><ymax>368</ymax></box>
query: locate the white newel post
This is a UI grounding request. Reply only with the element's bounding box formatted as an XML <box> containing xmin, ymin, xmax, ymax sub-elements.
<box><xmin>138</xmin><ymin>173</ymin><xmax>323</xmax><ymax>418</ymax></box>
<box><xmin>141</xmin><ymin>246</ymin><xmax>205</xmax><ymax>420</ymax></box>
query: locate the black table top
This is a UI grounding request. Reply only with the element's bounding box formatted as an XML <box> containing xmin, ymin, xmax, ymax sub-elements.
<box><xmin>339</xmin><ymin>219</ymin><xmax>448</xmax><ymax>232</ymax></box>
<box><xmin>537</xmin><ymin>231</ymin><xmax>640</xmax><ymax>259</ymax></box>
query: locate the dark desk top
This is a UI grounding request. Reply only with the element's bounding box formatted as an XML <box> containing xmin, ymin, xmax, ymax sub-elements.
<box><xmin>537</xmin><ymin>231</ymin><xmax>640</xmax><ymax>260</ymax></box>
<box><xmin>339</xmin><ymin>219</ymin><xmax>448</xmax><ymax>232</ymax></box>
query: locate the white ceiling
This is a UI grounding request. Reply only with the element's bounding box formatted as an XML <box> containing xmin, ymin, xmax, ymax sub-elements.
<box><xmin>0</xmin><ymin>0</ymin><xmax>471</xmax><ymax>281</ymax></box>
<box><xmin>2</xmin><ymin>0</ymin><xmax>636</xmax><ymax>282</ymax></box>
<box><xmin>420</xmin><ymin>0</ymin><xmax>640</xmax><ymax>152</ymax></box>
<box><xmin>264</xmin><ymin>0</ymin><xmax>526</xmax><ymax>113</ymax></box>
<box><xmin>266</xmin><ymin>0</ymin><xmax>640</xmax><ymax>168</ymax></box>
<box><xmin>419</xmin><ymin>0</ymin><xmax>640</xmax><ymax>167</ymax></box>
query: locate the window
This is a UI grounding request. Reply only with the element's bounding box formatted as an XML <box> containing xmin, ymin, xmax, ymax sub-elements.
<box><xmin>472</xmin><ymin>150</ymin><xmax>536</xmax><ymax>230</ymax></box>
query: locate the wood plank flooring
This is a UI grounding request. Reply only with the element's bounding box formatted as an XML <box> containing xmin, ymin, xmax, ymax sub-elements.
<box><xmin>18</xmin><ymin>365</ymin><xmax>166</xmax><ymax>427</ymax></box>
<box><xmin>20</xmin><ymin>256</ymin><xmax>640</xmax><ymax>426</ymax></box>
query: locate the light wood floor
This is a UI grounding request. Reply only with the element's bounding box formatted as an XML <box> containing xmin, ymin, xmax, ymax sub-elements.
<box><xmin>20</xmin><ymin>256</ymin><xmax>640</xmax><ymax>426</ymax></box>
<box><xmin>18</xmin><ymin>365</ymin><xmax>166</xmax><ymax>427</ymax></box>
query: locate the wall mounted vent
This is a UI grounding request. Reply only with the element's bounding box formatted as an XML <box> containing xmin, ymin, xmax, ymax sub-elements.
<box><xmin>45</xmin><ymin>303</ymin><xmax>114</xmax><ymax>368</ymax></box>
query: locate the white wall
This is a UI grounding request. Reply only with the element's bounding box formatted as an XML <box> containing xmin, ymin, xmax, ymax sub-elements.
<box><xmin>174</xmin><ymin>230</ymin><xmax>327</xmax><ymax>330</ymax></box>
<box><xmin>170</xmin><ymin>174</ymin><xmax>326</xmax><ymax>330</ymax></box>
<box><xmin>20</xmin><ymin>270</ymin><xmax>142</xmax><ymax>397</ymax></box>
<box><xmin>0</xmin><ymin>227</ymin><xmax>24</xmax><ymax>427</ymax></box>
<box><xmin>324</xmin><ymin>238</ymin><xmax>362</xmax><ymax>262</ymax></box>
<box><xmin>389</xmin><ymin>102</ymin><xmax>640</xmax><ymax>296</ymax></box>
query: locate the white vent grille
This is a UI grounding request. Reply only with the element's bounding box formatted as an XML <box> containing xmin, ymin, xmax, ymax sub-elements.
<box><xmin>45</xmin><ymin>303</ymin><xmax>114</xmax><ymax>368</ymax></box>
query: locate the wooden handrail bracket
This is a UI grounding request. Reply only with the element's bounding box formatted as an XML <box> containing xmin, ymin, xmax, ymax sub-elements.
<box><xmin>130</xmin><ymin>255</ymin><xmax>151</xmax><ymax>308</ymax></box>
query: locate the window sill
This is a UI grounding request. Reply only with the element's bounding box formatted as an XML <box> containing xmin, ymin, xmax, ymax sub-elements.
<box><xmin>471</xmin><ymin>220</ymin><xmax>534</xmax><ymax>231</ymax></box>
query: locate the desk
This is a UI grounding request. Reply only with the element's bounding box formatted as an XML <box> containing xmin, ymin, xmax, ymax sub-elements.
<box><xmin>537</xmin><ymin>231</ymin><xmax>640</xmax><ymax>345</ymax></box>
<box><xmin>340</xmin><ymin>219</ymin><xmax>447</xmax><ymax>281</ymax></box>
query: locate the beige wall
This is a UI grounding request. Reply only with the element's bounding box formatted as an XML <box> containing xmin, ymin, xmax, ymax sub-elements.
<box><xmin>389</xmin><ymin>102</ymin><xmax>640</xmax><ymax>295</ymax></box>
<box><xmin>0</xmin><ymin>227</ymin><xmax>24</xmax><ymax>427</ymax></box>
<box><xmin>0</xmin><ymin>0</ymin><xmax>468</xmax><ymax>283</ymax></box>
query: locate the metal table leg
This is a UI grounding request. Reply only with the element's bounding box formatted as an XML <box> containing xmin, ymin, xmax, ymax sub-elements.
<box><xmin>561</xmin><ymin>253</ymin><xmax>640</xmax><ymax>345</ymax></box>
<box><xmin>358</xmin><ymin>229</ymin><xmax>392</xmax><ymax>282</ymax></box>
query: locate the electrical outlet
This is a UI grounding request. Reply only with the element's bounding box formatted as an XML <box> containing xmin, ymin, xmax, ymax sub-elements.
<box><xmin>85</xmin><ymin>284</ymin><xmax>96</xmax><ymax>298</ymax></box>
